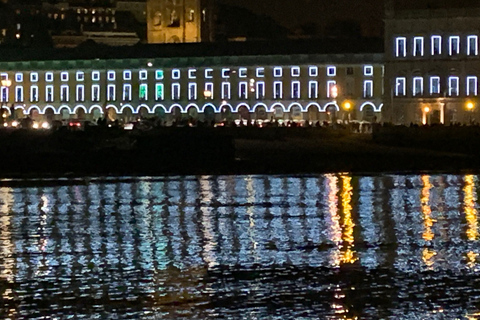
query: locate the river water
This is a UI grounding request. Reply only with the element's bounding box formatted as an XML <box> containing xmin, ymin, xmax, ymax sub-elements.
<box><xmin>1</xmin><ymin>174</ymin><xmax>480</xmax><ymax>319</ymax></box>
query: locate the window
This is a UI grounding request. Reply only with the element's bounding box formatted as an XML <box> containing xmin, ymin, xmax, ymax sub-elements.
<box><xmin>15</xmin><ymin>86</ymin><xmax>23</xmax><ymax>102</ymax></box>
<box><xmin>327</xmin><ymin>66</ymin><xmax>336</xmax><ymax>76</ymax></box>
<box><xmin>239</xmin><ymin>82</ymin><xmax>248</xmax><ymax>99</ymax></box>
<box><xmin>188</xmin><ymin>83</ymin><xmax>197</xmax><ymax>100</ymax></box>
<box><xmin>274</xmin><ymin>67</ymin><xmax>282</xmax><ymax>77</ymax></box>
<box><xmin>46</xmin><ymin>72</ymin><xmax>54</xmax><ymax>82</ymax></box>
<box><xmin>123</xmin><ymin>70</ymin><xmax>132</xmax><ymax>80</ymax></box>
<box><xmin>123</xmin><ymin>84</ymin><xmax>132</xmax><ymax>101</ymax></box>
<box><xmin>309</xmin><ymin>81</ymin><xmax>318</xmax><ymax>99</ymax></box>
<box><xmin>291</xmin><ymin>81</ymin><xmax>300</xmax><ymax>99</ymax></box>
<box><xmin>30</xmin><ymin>85</ymin><xmax>38</xmax><ymax>102</ymax></box>
<box><xmin>256</xmin><ymin>81</ymin><xmax>265</xmax><ymax>99</ymax></box>
<box><xmin>172</xmin><ymin>83</ymin><xmax>180</xmax><ymax>100</ymax></box>
<box><xmin>30</xmin><ymin>72</ymin><xmax>38</xmax><ymax>82</ymax></box>
<box><xmin>239</xmin><ymin>68</ymin><xmax>247</xmax><ymax>78</ymax></box>
<box><xmin>76</xmin><ymin>85</ymin><xmax>84</xmax><ymax>102</ymax></box>
<box><xmin>139</xmin><ymin>84</ymin><xmax>148</xmax><ymax>101</ymax></box>
<box><xmin>468</xmin><ymin>35</ymin><xmax>478</xmax><ymax>56</ymax></box>
<box><xmin>413</xmin><ymin>36</ymin><xmax>424</xmax><ymax>56</ymax></box>
<box><xmin>76</xmin><ymin>71</ymin><xmax>84</xmax><ymax>81</ymax></box>
<box><xmin>291</xmin><ymin>66</ymin><xmax>300</xmax><ymax>77</ymax></box>
<box><xmin>256</xmin><ymin>67</ymin><xmax>264</xmax><ymax>77</ymax></box>
<box><xmin>139</xmin><ymin>70</ymin><xmax>148</xmax><ymax>80</ymax></box>
<box><xmin>467</xmin><ymin>76</ymin><xmax>478</xmax><ymax>96</ymax></box>
<box><xmin>396</xmin><ymin>37</ymin><xmax>407</xmax><ymax>57</ymax></box>
<box><xmin>431</xmin><ymin>36</ymin><xmax>442</xmax><ymax>55</ymax></box>
<box><xmin>172</xmin><ymin>69</ymin><xmax>180</xmax><ymax>80</ymax></box>
<box><xmin>395</xmin><ymin>77</ymin><xmax>406</xmax><ymax>96</ymax></box>
<box><xmin>155</xmin><ymin>69</ymin><xmax>164</xmax><ymax>80</ymax></box>
<box><xmin>46</xmin><ymin>85</ymin><xmax>54</xmax><ymax>102</ymax></box>
<box><xmin>188</xmin><ymin>69</ymin><xmax>196</xmax><ymax>79</ymax></box>
<box><xmin>221</xmin><ymin>82</ymin><xmax>231</xmax><ymax>99</ymax></box>
<box><xmin>430</xmin><ymin>76</ymin><xmax>440</xmax><ymax>95</ymax></box>
<box><xmin>107</xmin><ymin>84</ymin><xmax>115</xmax><ymax>101</ymax></box>
<box><xmin>413</xmin><ymin>77</ymin><xmax>423</xmax><ymax>96</ymax></box>
<box><xmin>60</xmin><ymin>85</ymin><xmax>69</xmax><ymax>102</ymax></box>
<box><xmin>273</xmin><ymin>81</ymin><xmax>282</xmax><ymax>99</ymax></box>
<box><xmin>364</xmin><ymin>65</ymin><xmax>373</xmax><ymax>76</ymax></box>
<box><xmin>222</xmin><ymin>68</ymin><xmax>230</xmax><ymax>78</ymax></box>
<box><xmin>448</xmin><ymin>76</ymin><xmax>459</xmax><ymax>96</ymax></box>
<box><xmin>61</xmin><ymin>72</ymin><xmax>68</xmax><ymax>82</ymax></box>
<box><xmin>92</xmin><ymin>71</ymin><xmax>100</xmax><ymax>81</ymax></box>
<box><xmin>205</xmin><ymin>68</ymin><xmax>213</xmax><ymax>79</ymax></box>
<box><xmin>309</xmin><ymin>66</ymin><xmax>318</xmax><ymax>77</ymax></box>
<box><xmin>449</xmin><ymin>36</ymin><xmax>460</xmax><ymax>55</ymax></box>
<box><xmin>15</xmin><ymin>73</ymin><xmax>23</xmax><ymax>82</ymax></box>
<box><xmin>327</xmin><ymin>80</ymin><xmax>337</xmax><ymax>98</ymax></box>
<box><xmin>155</xmin><ymin>83</ymin><xmax>164</xmax><ymax>101</ymax></box>
<box><xmin>106</xmin><ymin>71</ymin><xmax>115</xmax><ymax>81</ymax></box>
<box><xmin>363</xmin><ymin>80</ymin><xmax>373</xmax><ymax>98</ymax></box>
<box><xmin>91</xmin><ymin>85</ymin><xmax>100</xmax><ymax>102</ymax></box>
<box><xmin>204</xmin><ymin>82</ymin><xmax>214</xmax><ymax>99</ymax></box>
<box><xmin>0</xmin><ymin>85</ymin><xmax>7</xmax><ymax>102</ymax></box>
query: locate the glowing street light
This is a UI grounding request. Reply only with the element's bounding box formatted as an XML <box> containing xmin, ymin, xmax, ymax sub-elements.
<box><xmin>467</xmin><ymin>101</ymin><xmax>475</xmax><ymax>111</ymax></box>
<box><xmin>422</xmin><ymin>106</ymin><xmax>430</xmax><ymax>125</ymax></box>
<box><xmin>330</xmin><ymin>84</ymin><xmax>338</xmax><ymax>99</ymax></box>
<box><xmin>1</xmin><ymin>79</ymin><xmax>11</xmax><ymax>88</ymax></box>
<box><xmin>203</xmin><ymin>90</ymin><xmax>212</xmax><ymax>99</ymax></box>
<box><xmin>467</xmin><ymin>101</ymin><xmax>475</xmax><ymax>124</ymax></box>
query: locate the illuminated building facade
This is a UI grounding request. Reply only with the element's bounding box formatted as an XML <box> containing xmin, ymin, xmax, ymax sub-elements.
<box><xmin>384</xmin><ymin>1</ymin><xmax>480</xmax><ymax>124</ymax></box>
<box><xmin>0</xmin><ymin>43</ymin><xmax>383</xmax><ymax>124</ymax></box>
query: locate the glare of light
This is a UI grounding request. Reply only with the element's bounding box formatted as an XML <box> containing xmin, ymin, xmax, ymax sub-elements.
<box><xmin>3</xmin><ymin>123</ymin><xmax>6</xmax><ymax>127</ymax></box>
<box><xmin>1</xmin><ymin>79</ymin><xmax>11</xmax><ymax>87</ymax></box>
<box><xmin>421</xmin><ymin>175</ymin><xmax>434</xmax><ymax>242</ymax></box>
<box><xmin>147</xmin><ymin>62</ymin><xmax>153</xmax><ymax>67</ymax></box>
<box><xmin>464</xmin><ymin>175</ymin><xmax>478</xmax><ymax>241</ymax></box>
<box><xmin>467</xmin><ymin>251</ymin><xmax>478</xmax><ymax>269</ymax></box>
<box><xmin>203</xmin><ymin>90</ymin><xmax>212</xmax><ymax>98</ymax></box>
<box><xmin>341</xmin><ymin>175</ymin><xmax>357</xmax><ymax>264</ymax></box>
<box><xmin>41</xmin><ymin>122</ymin><xmax>50</xmax><ymax>129</ymax></box>
<box><xmin>331</xmin><ymin>84</ymin><xmax>338</xmax><ymax>99</ymax></box>
<box><xmin>422</xmin><ymin>248</ymin><xmax>436</xmax><ymax>268</ymax></box>
<box><xmin>11</xmin><ymin>121</ymin><xmax>18</xmax><ymax>127</ymax></box>
<box><xmin>424</xmin><ymin>106</ymin><xmax>430</xmax><ymax>113</ymax></box>
<box><xmin>467</xmin><ymin>101</ymin><xmax>475</xmax><ymax>110</ymax></box>
<box><xmin>344</xmin><ymin>101</ymin><xmax>351</xmax><ymax>110</ymax></box>
<box><xmin>32</xmin><ymin>122</ymin><xmax>39</xmax><ymax>129</ymax></box>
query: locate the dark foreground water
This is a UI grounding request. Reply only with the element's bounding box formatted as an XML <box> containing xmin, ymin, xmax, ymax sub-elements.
<box><xmin>1</xmin><ymin>174</ymin><xmax>480</xmax><ymax>319</ymax></box>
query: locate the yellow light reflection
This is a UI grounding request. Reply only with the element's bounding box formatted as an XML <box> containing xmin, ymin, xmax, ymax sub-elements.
<box><xmin>464</xmin><ymin>175</ymin><xmax>478</xmax><ymax>241</ymax></box>
<box><xmin>422</xmin><ymin>248</ymin><xmax>436</xmax><ymax>268</ymax></box>
<box><xmin>467</xmin><ymin>251</ymin><xmax>478</xmax><ymax>269</ymax></box>
<box><xmin>326</xmin><ymin>174</ymin><xmax>342</xmax><ymax>267</ymax></box>
<box><xmin>341</xmin><ymin>175</ymin><xmax>357</xmax><ymax>264</ymax></box>
<box><xmin>421</xmin><ymin>175</ymin><xmax>434</xmax><ymax>242</ymax></box>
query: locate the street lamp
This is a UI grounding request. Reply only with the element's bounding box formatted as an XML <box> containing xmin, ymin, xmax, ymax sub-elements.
<box><xmin>466</xmin><ymin>101</ymin><xmax>475</xmax><ymax>124</ymax></box>
<box><xmin>422</xmin><ymin>106</ymin><xmax>430</xmax><ymax>125</ymax></box>
<box><xmin>343</xmin><ymin>101</ymin><xmax>352</xmax><ymax>122</ymax></box>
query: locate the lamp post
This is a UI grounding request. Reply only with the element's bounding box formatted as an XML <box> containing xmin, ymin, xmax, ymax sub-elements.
<box><xmin>422</xmin><ymin>106</ymin><xmax>430</xmax><ymax>125</ymax></box>
<box><xmin>330</xmin><ymin>84</ymin><xmax>338</xmax><ymax>123</ymax></box>
<box><xmin>343</xmin><ymin>101</ymin><xmax>351</xmax><ymax>122</ymax></box>
<box><xmin>466</xmin><ymin>101</ymin><xmax>475</xmax><ymax>124</ymax></box>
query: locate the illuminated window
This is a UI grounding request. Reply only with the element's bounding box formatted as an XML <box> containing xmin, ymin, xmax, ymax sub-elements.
<box><xmin>309</xmin><ymin>81</ymin><xmax>318</xmax><ymax>99</ymax></box>
<box><xmin>155</xmin><ymin>83</ymin><xmax>164</xmax><ymax>101</ymax></box>
<box><xmin>15</xmin><ymin>86</ymin><xmax>23</xmax><ymax>102</ymax></box>
<box><xmin>188</xmin><ymin>83</ymin><xmax>197</xmax><ymax>100</ymax></box>
<box><xmin>467</xmin><ymin>76</ymin><xmax>478</xmax><ymax>96</ymax></box>
<box><xmin>123</xmin><ymin>70</ymin><xmax>132</xmax><ymax>80</ymax></box>
<box><xmin>309</xmin><ymin>66</ymin><xmax>318</xmax><ymax>77</ymax></box>
<box><xmin>107</xmin><ymin>84</ymin><xmax>115</xmax><ymax>101</ymax></box>
<box><xmin>172</xmin><ymin>69</ymin><xmax>180</xmax><ymax>80</ymax></box>
<box><xmin>327</xmin><ymin>80</ymin><xmax>337</xmax><ymax>98</ymax></box>
<box><xmin>413</xmin><ymin>77</ymin><xmax>423</xmax><ymax>96</ymax></box>
<box><xmin>413</xmin><ymin>37</ymin><xmax>424</xmax><ymax>56</ymax></box>
<box><xmin>30</xmin><ymin>85</ymin><xmax>38</xmax><ymax>102</ymax></box>
<box><xmin>15</xmin><ymin>73</ymin><xmax>23</xmax><ymax>82</ymax></box>
<box><xmin>107</xmin><ymin>71</ymin><xmax>115</xmax><ymax>81</ymax></box>
<box><xmin>239</xmin><ymin>82</ymin><xmax>248</xmax><ymax>99</ymax></box>
<box><xmin>91</xmin><ymin>85</ymin><xmax>100</xmax><ymax>101</ymax></box>
<box><xmin>76</xmin><ymin>71</ymin><xmax>84</xmax><ymax>81</ymax></box>
<box><xmin>448</xmin><ymin>76</ymin><xmax>459</xmax><ymax>96</ymax></box>
<box><xmin>363</xmin><ymin>80</ymin><xmax>373</xmax><ymax>98</ymax></box>
<box><xmin>396</xmin><ymin>37</ymin><xmax>407</xmax><ymax>57</ymax></box>
<box><xmin>30</xmin><ymin>73</ymin><xmax>38</xmax><ymax>82</ymax></box>
<box><xmin>222</xmin><ymin>68</ymin><xmax>231</xmax><ymax>78</ymax></box>
<box><xmin>139</xmin><ymin>83</ymin><xmax>148</xmax><ymax>101</ymax></box>
<box><xmin>273</xmin><ymin>67</ymin><xmax>282</xmax><ymax>77</ymax></box>
<box><xmin>204</xmin><ymin>82</ymin><xmax>214</xmax><ymax>99</ymax></box>
<box><xmin>430</xmin><ymin>76</ymin><xmax>440</xmax><ymax>94</ymax></box>
<box><xmin>291</xmin><ymin>66</ymin><xmax>300</xmax><ymax>77</ymax></box>
<box><xmin>205</xmin><ymin>68</ymin><xmax>213</xmax><ymax>79</ymax></box>
<box><xmin>256</xmin><ymin>81</ymin><xmax>265</xmax><ymax>99</ymax></box>
<box><xmin>61</xmin><ymin>72</ymin><xmax>68</xmax><ymax>82</ymax></box>
<box><xmin>256</xmin><ymin>67</ymin><xmax>265</xmax><ymax>77</ymax></box>
<box><xmin>291</xmin><ymin>81</ymin><xmax>300</xmax><ymax>99</ymax></box>
<box><xmin>0</xmin><ymin>86</ymin><xmax>8</xmax><ymax>102</ymax></box>
<box><xmin>92</xmin><ymin>71</ymin><xmax>100</xmax><ymax>81</ymax></box>
<box><xmin>327</xmin><ymin>66</ymin><xmax>336</xmax><ymax>77</ymax></box>
<box><xmin>46</xmin><ymin>72</ymin><xmax>54</xmax><ymax>82</ymax></box>
<box><xmin>139</xmin><ymin>70</ymin><xmax>148</xmax><ymax>80</ymax></box>
<box><xmin>76</xmin><ymin>85</ymin><xmax>84</xmax><ymax>102</ymax></box>
<box><xmin>155</xmin><ymin>69</ymin><xmax>164</xmax><ymax>80</ymax></box>
<box><xmin>468</xmin><ymin>35</ymin><xmax>478</xmax><ymax>56</ymax></box>
<box><xmin>449</xmin><ymin>36</ymin><xmax>460</xmax><ymax>55</ymax></box>
<box><xmin>239</xmin><ymin>68</ymin><xmax>247</xmax><ymax>78</ymax></box>
<box><xmin>273</xmin><ymin>81</ymin><xmax>282</xmax><ymax>99</ymax></box>
<box><xmin>172</xmin><ymin>83</ymin><xmax>180</xmax><ymax>100</ymax></box>
<box><xmin>221</xmin><ymin>82</ymin><xmax>231</xmax><ymax>99</ymax></box>
<box><xmin>60</xmin><ymin>85</ymin><xmax>69</xmax><ymax>102</ymax></box>
<box><xmin>431</xmin><ymin>36</ymin><xmax>442</xmax><ymax>55</ymax></box>
<box><xmin>395</xmin><ymin>77</ymin><xmax>406</xmax><ymax>96</ymax></box>
<box><xmin>123</xmin><ymin>84</ymin><xmax>132</xmax><ymax>101</ymax></box>
<box><xmin>364</xmin><ymin>65</ymin><xmax>373</xmax><ymax>76</ymax></box>
<box><xmin>45</xmin><ymin>85</ymin><xmax>54</xmax><ymax>102</ymax></box>
<box><xmin>188</xmin><ymin>69</ymin><xmax>197</xmax><ymax>79</ymax></box>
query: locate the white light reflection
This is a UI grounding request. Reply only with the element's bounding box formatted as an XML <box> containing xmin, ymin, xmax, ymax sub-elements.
<box><xmin>200</xmin><ymin>176</ymin><xmax>218</xmax><ymax>268</ymax></box>
<box><xmin>421</xmin><ymin>175</ymin><xmax>436</xmax><ymax>269</ymax></box>
<box><xmin>0</xmin><ymin>186</ymin><xmax>15</xmax><ymax>312</ymax></box>
<box><xmin>325</xmin><ymin>174</ymin><xmax>342</xmax><ymax>267</ymax></box>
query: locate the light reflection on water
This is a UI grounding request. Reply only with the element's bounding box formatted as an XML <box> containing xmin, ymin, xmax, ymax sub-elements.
<box><xmin>0</xmin><ymin>174</ymin><xmax>480</xmax><ymax>318</ymax></box>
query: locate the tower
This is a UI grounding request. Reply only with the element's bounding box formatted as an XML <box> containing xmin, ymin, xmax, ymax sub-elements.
<box><xmin>147</xmin><ymin>0</ymin><xmax>215</xmax><ymax>44</ymax></box>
